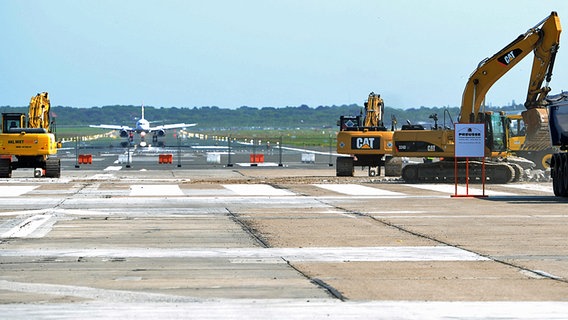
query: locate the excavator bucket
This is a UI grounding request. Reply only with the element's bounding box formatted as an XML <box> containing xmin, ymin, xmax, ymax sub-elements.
<box><xmin>521</xmin><ymin>108</ymin><xmax>552</xmax><ymax>151</ymax></box>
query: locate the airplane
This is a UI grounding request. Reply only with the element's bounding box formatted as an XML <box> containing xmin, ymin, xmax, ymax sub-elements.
<box><xmin>90</xmin><ymin>105</ymin><xmax>196</xmax><ymax>147</ymax></box>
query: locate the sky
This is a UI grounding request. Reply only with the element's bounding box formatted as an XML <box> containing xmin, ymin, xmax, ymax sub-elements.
<box><xmin>1</xmin><ymin>0</ymin><xmax>568</xmax><ymax>109</ymax></box>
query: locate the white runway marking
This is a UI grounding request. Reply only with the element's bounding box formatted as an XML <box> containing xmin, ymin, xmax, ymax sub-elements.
<box><xmin>104</xmin><ymin>166</ymin><xmax>122</xmax><ymax>171</ymax></box>
<box><xmin>0</xmin><ymin>246</ymin><xmax>488</xmax><ymax>262</ymax></box>
<box><xmin>222</xmin><ymin>184</ymin><xmax>295</xmax><ymax>196</ymax></box>
<box><xmin>90</xmin><ymin>173</ymin><xmax>117</xmax><ymax>180</ymax></box>
<box><xmin>1</xmin><ymin>215</ymin><xmax>53</xmax><ymax>238</ymax></box>
<box><xmin>0</xmin><ymin>185</ymin><xmax>38</xmax><ymax>197</ymax></box>
<box><xmin>236</xmin><ymin>162</ymin><xmax>280</xmax><ymax>167</ymax></box>
<box><xmin>1</xmin><ymin>296</ymin><xmax>568</xmax><ymax>319</ymax></box>
<box><xmin>313</xmin><ymin>184</ymin><xmax>404</xmax><ymax>196</ymax></box>
<box><xmin>404</xmin><ymin>184</ymin><xmax>515</xmax><ymax>196</ymax></box>
<box><xmin>130</xmin><ymin>185</ymin><xmax>184</xmax><ymax>196</ymax></box>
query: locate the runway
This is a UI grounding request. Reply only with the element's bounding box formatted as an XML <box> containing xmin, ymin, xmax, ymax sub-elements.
<box><xmin>1</xmin><ymin>160</ymin><xmax>568</xmax><ymax>319</ymax></box>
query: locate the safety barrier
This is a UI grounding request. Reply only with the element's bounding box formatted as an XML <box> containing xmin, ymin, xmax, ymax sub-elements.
<box><xmin>249</xmin><ymin>154</ymin><xmax>264</xmax><ymax>164</ymax></box>
<box><xmin>78</xmin><ymin>154</ymin><xmax>92</xmax><ymax>164</ymax></box>
<box><xmin>158</xmin><ymin>154</ymin><xmax>173</xmax><ymax>164</ymax></box>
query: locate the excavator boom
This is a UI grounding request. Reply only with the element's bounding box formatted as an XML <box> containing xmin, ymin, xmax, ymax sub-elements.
<box><xmin>460</xmin><ymin>12</ymin><xmax>561</xmax><ymax>151</ymax></box>
<box><xmin>460</xmin><ymin>12</ymin><xmax>561</xmax><ymax>123</ymax></box>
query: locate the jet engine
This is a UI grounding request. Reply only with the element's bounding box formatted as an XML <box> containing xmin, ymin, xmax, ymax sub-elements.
<box><xmin>157</xmin><ymin>129</ymin><xmax>166</xmax><ymax>137</ymax></box>
<box><xmin>120</xmin><ymin>130</ymin><xmax>128</xmax><ymax>138</ymax></box>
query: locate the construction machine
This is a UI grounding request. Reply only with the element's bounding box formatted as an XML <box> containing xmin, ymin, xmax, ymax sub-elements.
<box><xmin>336</xmin><ymin>92</ymin><xmax>400</xmax><ymax>176</ymax></box>
<box><xmin>0</xmin><ymin>92</ymin><xmax>61</xmax><ymax>178</ymax></box>
<box><xmin>393</xmin><ymin>11</ymin><xmax>561</xmax><ymax>183</ymax></box>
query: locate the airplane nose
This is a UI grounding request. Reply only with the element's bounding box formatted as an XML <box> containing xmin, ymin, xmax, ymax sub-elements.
<box><xmin>140</xmin><ymin>131</ymin><xmax>146</xmax><ymax>137</ymax></box>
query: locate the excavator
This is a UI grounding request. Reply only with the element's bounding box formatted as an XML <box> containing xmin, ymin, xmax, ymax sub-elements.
<box><xmin>393</xmin><ymin>11</ymin><xmax>561</xmax><ymax>183</ymax></box>
<box><xmin>0</xmin><ymin>92</ymin><xmax>61</xmax><ymax>178</ymax></box>
<box><xmin>336</xmin><ymin>92</ymin><xmax>399</xmax><ymax>176</ymax></box>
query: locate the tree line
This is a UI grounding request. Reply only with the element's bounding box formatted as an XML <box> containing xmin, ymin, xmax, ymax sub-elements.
<box><xmin>0</xmin><ymin>103</ymin><xmax>525</xmax><ymax>130</ymax></box>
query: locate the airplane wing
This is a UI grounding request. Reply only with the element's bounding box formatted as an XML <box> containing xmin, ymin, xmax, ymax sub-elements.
<box><xmin>89</xmin><ymin>124</ymin><xmax>135</xmax><ymax>131</ymax></box>
<box><xmin>150</xmin><ymin>123</ymin><xmax>197</xmax><ymax>131</ymax></box>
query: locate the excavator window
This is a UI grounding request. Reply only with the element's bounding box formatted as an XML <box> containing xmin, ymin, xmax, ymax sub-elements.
<box><xmin>508</xmin><ymin>117</ymin><xmax>526</xmax><ymax>138</ymax></box>
<box><xmin>2</xmin><ymin>113</ymin><xmax>24</xmax><ymax>133</ymax></box>
<box><xmin>488</xmin><ymin>115</ymin><xmax>508</xmax><ymax>153</ymax></box>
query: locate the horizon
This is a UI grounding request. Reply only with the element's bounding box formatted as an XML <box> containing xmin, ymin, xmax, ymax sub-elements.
<box><xmin>0</xmin><ymin>100</ymin><xmax>524</xmax><ymax>111</ymax></box>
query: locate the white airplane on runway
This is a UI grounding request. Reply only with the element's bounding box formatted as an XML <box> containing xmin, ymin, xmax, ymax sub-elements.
<box><xmin>90</xmin><ymin>105</ymin><xmax>196</xmax><ymax>147</ymax></box>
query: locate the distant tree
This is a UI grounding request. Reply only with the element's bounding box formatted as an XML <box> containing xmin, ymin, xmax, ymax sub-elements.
<box><xmin>4</xmin><ymin>102</ymin><xmax>513</xmax><ymax>130</ymax></box>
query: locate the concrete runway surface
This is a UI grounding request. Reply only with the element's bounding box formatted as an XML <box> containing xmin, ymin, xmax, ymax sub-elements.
<box><xmin>1</xmin><ymin>157</ymin><xmax>568</xmax><ymax>319</ymax></box>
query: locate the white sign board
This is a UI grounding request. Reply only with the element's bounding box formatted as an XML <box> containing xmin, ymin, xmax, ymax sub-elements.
<box><xmin>455</xmin><ymin>123</ymin><xmax>485</xmax><ymax>157</ymax></box>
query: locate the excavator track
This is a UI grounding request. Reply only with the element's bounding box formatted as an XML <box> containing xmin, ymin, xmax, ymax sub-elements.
<box><xmin>551</xmin><ymin>153</ymin><xmax>568</xmax><ymax>197</ymax></box>
<box><xmin>402</xmin><ymin>160</ymin><xmax>515</xmax><ymax>184</ymax></box>
<box><xmin>0</xmin><ymin>158</ymin><xmax>12</xmax><ymax>178</ymax></box>
<box><xmin>44</xmin><ymin>158</ymin><xmax>61</xmax><ymax>178</ymax></box>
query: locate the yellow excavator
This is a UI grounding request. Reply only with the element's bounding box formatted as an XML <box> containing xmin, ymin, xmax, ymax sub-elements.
<box><xmin>393</xmin><ymin>11</ymin><xmax>561</xmax><ymax>183</ymax></box>
<box><xmin>0</xmin><ymin>92</ymin><xmax>61</xmax><ymax>178</ymax></box>
<box><xmin>336</xmin><ymin>92</ymin><xmax>398</xmax><ymax>177</ymax></box>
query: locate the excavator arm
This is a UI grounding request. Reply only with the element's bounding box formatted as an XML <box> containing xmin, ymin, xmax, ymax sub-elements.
<box><xmin>525</xmin><ymin>13</ymin><xmax>561</xmax><ymax>109</ymax></box>
<box><xmin>362</xmin><ymin>92</ymin><xmax>385</xmax><ymax>127</ymax></box>
<box><xmin>459</xmin><ymin>11</ymin><xmax>561</xmax><ymax>131</ymax></box>
<box><xmin>28</xmin><ymin>92</ymin><xmax>51</xmax><ymax>130</ymax></box>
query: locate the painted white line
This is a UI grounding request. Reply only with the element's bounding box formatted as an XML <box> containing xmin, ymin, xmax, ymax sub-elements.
<box><xmin>89</xmin><ymin>173</ymin><xmax>117</xmax><ymax>180</ymax></box>
<box><xmin>236</xmin><ymin>162</ymin><xmax>280</xmax><ymax>167</ymax></box>
<box><xmin>130</xmin><ymin>185</ymin><xmax>184</xmax><ymax>196</ymax></box>
<box><xmin>1</xmin><ymin>215</ymin><xmax>53</xmax><ymax>238</ymax></box>
<box><xmin>0</xmin><ymin>280</ymin><xmax>200</xmax><ymax>303</ymax></box>
<box><xmin>0</xmin><ymin>209</ymin><xmax>49</xmax><ymax>217</ymax></box>
<box><xmin>0</xmin><ymin>185</ymin><xmax>38</xmax><ymax>197</ymax></box>
<box><xmin>404</xmin><ymin>184</ymin><xmax>516</xmax><ymax>196</ymax></box>
<box><xmin>313</xmin><ymin>184</ymin><xmax>404</xmax><ymax>196</ymax></box>
<box><xmin>222</xmin><ymin>184</ymin><xmax>295</xmax><ymax>196</ymax></box>
<box><xmin>0</xmin><ymin>246</ymin><xmax>488</xmax><ymax>262</ymax></box>
<box><xmin>1</xmin><ymin>298</ymin><xmax>568</xmax><ymax>319</ymax></box>
<box><xmin>104</xmin><ymin>166</ymin><xmax>122</xmax><ymax>171</ymax></box>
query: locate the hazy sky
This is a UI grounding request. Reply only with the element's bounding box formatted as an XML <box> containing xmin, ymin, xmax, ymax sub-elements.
<box><xmin>1</xmin><ymin>0</ymin><xmax>568</xmax><ymax>109</ymax></box>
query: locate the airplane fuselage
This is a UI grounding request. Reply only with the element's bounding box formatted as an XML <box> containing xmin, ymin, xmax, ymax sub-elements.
<box><xmin>135</xmin><ymin>118</ymin><xmax>151</xmax><ymax>134</ymax></box>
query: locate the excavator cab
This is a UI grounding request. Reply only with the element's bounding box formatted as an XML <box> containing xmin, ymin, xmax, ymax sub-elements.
<box><xmin>484</xmin><ymin>112</ymin><xmax>508</xmax><ymax>157</ymax></box>
<box><xmin>2</xmin><ymin>113</ymin><xmax>26</xmax><ymax>133</ymax></box>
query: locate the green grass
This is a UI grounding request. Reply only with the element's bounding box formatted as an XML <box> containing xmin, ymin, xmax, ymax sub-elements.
<box><xmin>199</xmin><ymin>128</ymin><xmax>337</xmax><ymax>148</ymax></box>
<box><xmin>55</xmin><ymin>126</ymin><xmax>105</xmax><ymax>139</ymax></box>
